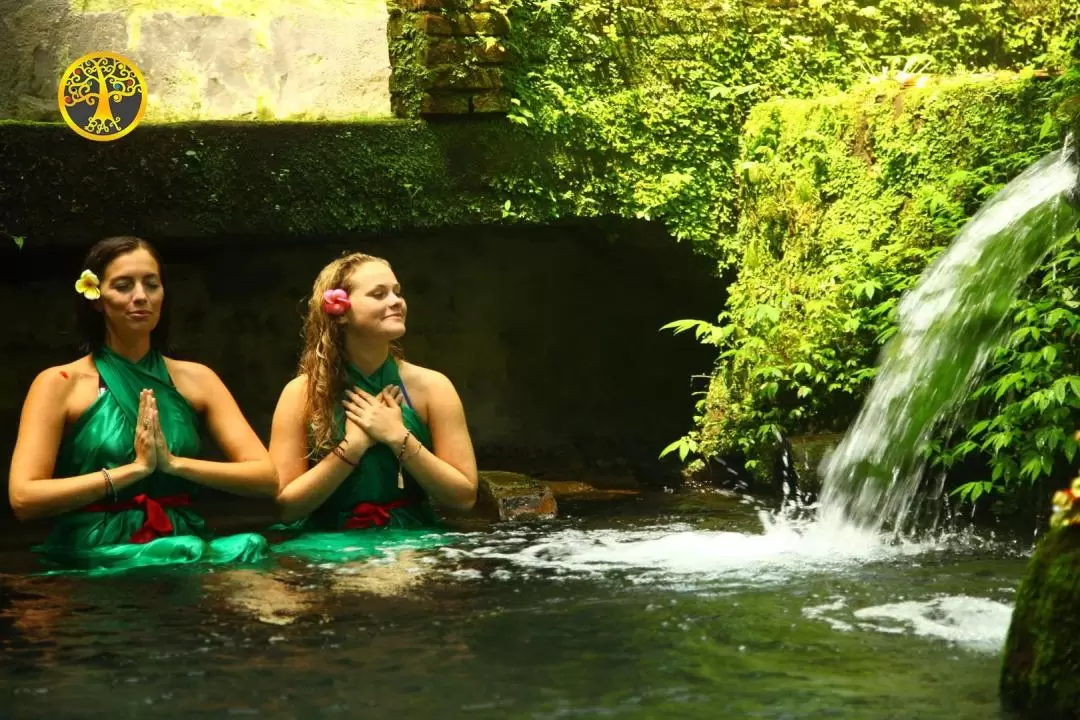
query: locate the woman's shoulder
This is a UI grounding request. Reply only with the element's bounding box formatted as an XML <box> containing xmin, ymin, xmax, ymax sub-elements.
<box><xmin>162</xmin><ymin>357</ymin><xmax>220</xmax><ymax>386</ymax></box>
<box><xmin>160</xmin><ymin>358</ymin><xmax>234</xmax><ymax>412</ymax></box>
<box><xmin>28</xmin><ymin>356</ymin><xmax>96</xmax><ymax>394</ymax></box>
<box><xmin>399</xmin><ymin>361</ymin><xmax>445</xmax><ymax>386</ymax></box>
<box><xmin>398</xmin><ymin>361</ymin><xmax>458</xmax><ymax>398</ymax></box>
<box><xmin>22</xmin><ymin>357</ymin><xmax>97</xmax><ymax>414</ymax></box>
<box><xmin>282</xmin><ymin>374</ymin><xmax>310</xmax><ymax>399</ymax></box>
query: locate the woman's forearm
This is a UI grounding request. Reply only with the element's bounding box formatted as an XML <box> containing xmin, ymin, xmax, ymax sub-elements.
<box><xmin>275</xmin><ymin>448</ymin><xmax>370</xmax><ymax>522</ymax></box>
<box><xmin>398</xmin><ymin>439</ymin><xmax>477</xmax><ymax>510</ymax></box>
<box><xmin>9</xmin><ymin>463</ymin><xmax>150</xmax><ymax>521</ymax></box>
<box><xmin>170</xmin><ymin>457</ymin><xmax>279</xmax><ymax>498</ymax></box>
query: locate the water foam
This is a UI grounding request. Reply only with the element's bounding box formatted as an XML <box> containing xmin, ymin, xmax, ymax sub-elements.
<box><xmin>805</xmin><ymin>594</ymin><xmax>1013</xmax><ymax>652</ymax></box>
<box><xmin>440</xmin><ymin>506</ymin><xmax>945</xmax><ymax>587</ymax></box>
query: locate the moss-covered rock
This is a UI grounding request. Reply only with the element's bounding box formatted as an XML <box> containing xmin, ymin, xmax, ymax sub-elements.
<box><xmin>473</xmin><ymin>471</ymin><xmax>558</xmax><ymax>522</ymax></box>
<box><xmin>1001</xmin><ymin>525</ymin><xmax>1080</xmax><ymax>718</ymax></box>
<box><xmin>787</xmin><ymin>433</ymin><xmax>843</xmax><ymax>497</ymax></box>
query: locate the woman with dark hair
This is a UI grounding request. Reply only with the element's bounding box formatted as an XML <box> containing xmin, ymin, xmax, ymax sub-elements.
<box><xmin>7</xmin><ymin>236</ymin><xmax>278</xmax><ymax>572</ymax></box>
<box><xmin>267</xmin><ymin>252</ymin><xmax>477</xmax><ymax>559</ymax></box>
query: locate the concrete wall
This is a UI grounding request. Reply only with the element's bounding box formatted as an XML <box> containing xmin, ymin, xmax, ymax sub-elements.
<box><xmin>0</xmin><ymin>0</ymin><xmax>393</xmax><ymax>121</ymax></box>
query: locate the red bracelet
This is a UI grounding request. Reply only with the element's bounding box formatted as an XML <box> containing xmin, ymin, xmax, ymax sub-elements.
<box><xmin>332</xmin><ymin>445</ymin><xmax>358</xmax><ymax>467</ymax></box>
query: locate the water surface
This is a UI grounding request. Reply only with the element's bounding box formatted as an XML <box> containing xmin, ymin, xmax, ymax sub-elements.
<box><xmin>1</xmin><ymin>491</ymin><xmax>1027</xmax><ymax>719</ymax></box>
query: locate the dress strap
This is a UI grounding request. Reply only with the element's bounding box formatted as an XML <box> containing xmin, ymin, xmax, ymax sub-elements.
<box><xmin>399</xmin><ymin>381</ymin><xmax>415</xmax><ymax>410</ymax></box>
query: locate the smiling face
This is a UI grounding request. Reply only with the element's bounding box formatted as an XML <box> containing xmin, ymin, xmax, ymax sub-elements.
<box><xmin>343</xmin><ymin>260</ymin><xmax>407</xmax><ymax>340</ymax></box>
<box><xmin>97</xmin><ymin>247</ymin><xmax>164</xmax><ymax>340</ymax></box>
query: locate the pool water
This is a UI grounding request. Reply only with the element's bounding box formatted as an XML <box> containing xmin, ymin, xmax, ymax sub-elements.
<box><xmin>0</xmin><ymin>490</ymin><xmax>1029</xmax><ymax>718</ymax></box>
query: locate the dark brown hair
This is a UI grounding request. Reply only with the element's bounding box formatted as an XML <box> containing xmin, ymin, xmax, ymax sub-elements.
<box><xmin>75</xmin><ymin>236</ymin><xmax>171</xmax><ymax>354</ymax></box>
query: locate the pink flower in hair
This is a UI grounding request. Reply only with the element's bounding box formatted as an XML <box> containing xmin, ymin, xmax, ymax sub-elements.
<box><xmin>322</xmin><ymin>289</ymin><xmax>351</xmax><ymax>316</ymax></box>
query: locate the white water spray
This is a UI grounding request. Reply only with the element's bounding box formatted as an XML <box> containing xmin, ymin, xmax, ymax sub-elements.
<box><xmin>817</xmin><ymin>143</ymin><xmax>1080</xmax><ymax>534</ymax></box>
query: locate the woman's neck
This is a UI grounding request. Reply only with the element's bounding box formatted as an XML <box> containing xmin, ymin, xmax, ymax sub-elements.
<box><xmin>104</xmin><ymin>332</ymin><xmax>152</xmax><ymax>363</ymax></box>
<box><xmin>344</xmin><ymin>335</ymin><xmax>391</xmax><ymax>376</ymax></box>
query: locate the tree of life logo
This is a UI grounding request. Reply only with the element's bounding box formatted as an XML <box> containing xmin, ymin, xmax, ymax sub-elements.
<box><xmin>58</xmin><ymin>52</ymin><xmax>147</xmax><ymax>141</ymax></box>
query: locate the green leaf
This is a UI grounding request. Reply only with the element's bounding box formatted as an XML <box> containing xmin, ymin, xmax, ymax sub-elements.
<box><xmin>1038</xmin><ymin>112</ymin><xmax>1056</xmax><ymax>140</ymax></box>
<box><xmin>659</xmin><ymin>436</ymin><xmax>697</xmax><ymax>461</ymax></box>
<box><xmin>791</xmin><ymin>362</ymin><xmax>814</xmax><ymax>377</ymax></box>
<box><xmin>658</xmin><ymin>439</ymin><xmax>682</xmax><ymax>459</ymax></box>
<box><xmin>1020</xmin><ymin>454</ymin><xmax>1052</xmax><ymax>481</ymax></box>
<box><xmin>753</xmin><ymin>304</ymin><xmax>781</xmax><ymax>324</ymax></box>
<box><xmin>661</xmin><ymin>318</ymin><xmax>716</xmax><ymax>337</ymax></box>
<box><xmin>950</xmin><ymin>480</ymin><xmax>995</xmax><ymax>503</ymax></box>
<box><xmin>12</xmin><ymin>235</ymin><xmax>24</xmax><ymax>250</ymax></box>
<box><xmin>994</xmin><ymin>372</ymin><xmax>1024</xmax><ymax>400</ymax></box>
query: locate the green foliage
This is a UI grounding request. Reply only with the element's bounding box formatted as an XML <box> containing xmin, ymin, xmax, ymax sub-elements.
<box><xmin>682</xmin><ymin>71</ymin><xmax>1080</xmax><ymax>492</ymax></box>
<box><xmin>659</xmin><ymin>433</ymin><xmax>700</xmax><ymax>462</ymax></box>
<box><xmin>0</xmin><ymin>121</ymin><xmax>538</xmax><ymax>240</ymax></box>
<box><xmin>387</xmin><ymin>10</ymin><xmax>429</xmax><ymax>118</ymax></box>
<box><xmin>481</xmin><ymin>0</ymin><xmax>1078</xmax><ymax>263</ymax></box>
<box><xmin>937</xmin><ymin>228</ymin><xmax>1080</xmax><ymax>498</ymax></box>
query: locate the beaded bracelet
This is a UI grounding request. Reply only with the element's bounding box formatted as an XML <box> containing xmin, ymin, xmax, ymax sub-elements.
<box><xmin>397</xmin><ymin>431</ymin><xmax>413</xmax><ymax>464</ymax></box>
<box><xmin>101</xmin><ymin>467</ymin><xmax>117</xmax><ymax>503</ymax></box>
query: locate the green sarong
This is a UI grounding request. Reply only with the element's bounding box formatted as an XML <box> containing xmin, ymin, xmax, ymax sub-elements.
<box><xmin>35</xmin><ymin>347</ymin><xmax>269</xmax><ymax>574</ymax></box>
<box><xmin>272</xmin><ymin>356</ymin><xmax>449</xmax><ymax>564</ymax></box>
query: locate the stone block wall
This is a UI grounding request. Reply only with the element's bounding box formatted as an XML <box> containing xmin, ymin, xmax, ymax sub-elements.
<box><xmin>388</xmin><ymin>0</ymin><xmax>510</xmax><ymax>117</ymax></box>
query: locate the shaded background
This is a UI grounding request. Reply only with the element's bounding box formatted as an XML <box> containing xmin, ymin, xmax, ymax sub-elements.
<box><xmin>0</xmin><ymin>219</ymin><xmax>727</xmax><ymax>537</ymax></box>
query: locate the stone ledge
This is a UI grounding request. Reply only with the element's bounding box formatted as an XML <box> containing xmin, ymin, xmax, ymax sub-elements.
<box><xmin>471</xmin><ymin>91</ymin><xmax>511</xmax><ymax>113</ymax></box>
<box><xmin>419</xmin><ymin>90</ymin><xmax>510</xmax><ymax>115</ymax></box>
<box><xmin>473</xmin><ymin>470</ymin><xmax>558</xmax><ymax>522</ymax></box>
<box><xmin>0</xmin><ymin>120</ymin><xmax>542</xmax><ymax>245</ymax></box>
<box><xmin>397</xmin><ymin>0</ymin><xmax>500</xmax><ymax>10</ymax></box>
<box><xmin>429</xmin><ymin>64</ymin><xmax>504</xmax><ymax>91</ymax></box>
<box><xmin>421</xmin><ymin>92</ymin><xmax>471</xmax><ymax>114</ymax></box>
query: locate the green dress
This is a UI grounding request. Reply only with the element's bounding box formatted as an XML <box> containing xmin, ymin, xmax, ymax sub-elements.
<box><xmin>34</xmin><ymin>347</ymin><xmax>269</xmax><ymax>574</ymax></box>
<box><xmin>271</xmin><ymin>357</ymin><xmax>448</xmax><ymax>564</ymax></box>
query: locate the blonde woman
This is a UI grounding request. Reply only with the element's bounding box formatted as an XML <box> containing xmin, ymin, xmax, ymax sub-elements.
<box><xmin>269</xmin><ymin>252</ymin><xmax>478</xmax><ymax>541</ymax></box>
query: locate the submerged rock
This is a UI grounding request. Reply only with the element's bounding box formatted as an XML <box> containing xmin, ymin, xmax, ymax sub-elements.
<box><xmin>787</xmin><ymin>433</ymin><xmax>843</xmax><ymax>495</ymax></box>
<box><xmin>758</xmin><ymin>432</ymin><xmax>842</xmax><ymax>498</ymax></box>
<box><xmin>1000</xmin><ymin>525</ymin><xmax>1080</xmax><ymax>718</ymax></box>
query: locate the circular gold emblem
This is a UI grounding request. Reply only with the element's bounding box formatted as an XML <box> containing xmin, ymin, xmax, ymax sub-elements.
<box><xmin>58</xmin><ymin>52</ymin><xmax>147</xmax><ymax>141</ymax></box>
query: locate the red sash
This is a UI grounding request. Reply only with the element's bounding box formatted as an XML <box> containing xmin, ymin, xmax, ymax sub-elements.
<box><xmin>343</xmin><ymin>499</ymin><xmax>412</xmax><ymax>529</ymax></box>
<box><xmin>84</xmin><ymin>494</ymin><xmax>191</xmax><ymax>544</ymax></box>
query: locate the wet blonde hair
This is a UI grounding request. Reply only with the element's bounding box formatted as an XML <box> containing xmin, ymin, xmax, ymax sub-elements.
<box><xmin>298</xmin><ymin>251</ymin><xmax>402</xmax><ymax>455</ymax></box>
